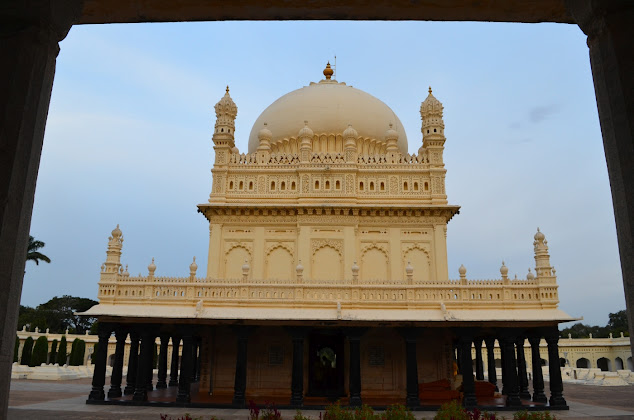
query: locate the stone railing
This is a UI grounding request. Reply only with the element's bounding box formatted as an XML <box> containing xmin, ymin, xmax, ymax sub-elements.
<box><xmin>98</xmin><ymin>275</ymin><xmax>559</xmax><ymax>308</ymax></box>
<box><xmin>226</xmin><ymin>152</ymin><xmax>431</xmax><ymax>167</ymax></box>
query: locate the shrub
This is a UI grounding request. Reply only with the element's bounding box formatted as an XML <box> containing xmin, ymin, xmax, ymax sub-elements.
<box><xmin>294</xmin><ymin>410</ymin><xmax>312</xmax><ymax>420</ymax></box>
<box><xmin>31</xmin><ymin>336</ymin><xmax>48</xmax><ymax>366</ymax></box>
<box><xmin>249</xmin><ymin>400</ymin><xmax>282</xmax><ymax>420</ymax></box>
<box><xmin>69</xmin><ymin>338</ymin><xmax>86</xmax><ymax>366</ymax></box>
<box><xmin>50</xmin><ymin>339</ymin><xmax>58</xmax><ymax>364</ymax></box>
<box><xmin>323</xmin><ymin>402</ymin><xmax>354</xmax><ymax>420</ymax></box>
<box><xmin>381</xmin><ymin>404</ymin><xmax>416</xmax><ymax>420</ymax></box>
<box><xmin>434</xmin><ymin>401</ymin><xmax>500</xmax><ymax>420</ymax></box>
<box><xmin>159</xmin><ymin>414</ymin><xmax>209</xmax><ymax>420</ymax></box>
<box><xmin>20</xmin><ymin>337</ymin><xmax>34</xmax><ymax>366</ymax></box>
<box><xmin>14</xmin><ymin>336</ymin><xmax>19</xmax><ymax>363</ymax></box>
<box><xmin>353</xmin><ymin>405</ymin><xmax>376</xmax><ymax>420</ymax></box>
<box><xmin>513</xmin><ymin>411</ymin><xmax>557</xmax><ymax>420</ymax></box>
<box><xmin>56</xmin><ymin>336</ymin><xmax>68</xmax><ymax>365</ymax></box>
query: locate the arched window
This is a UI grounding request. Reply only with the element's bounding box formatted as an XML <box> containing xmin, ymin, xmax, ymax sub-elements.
<box><xmin>291</xmin><ymin>181</ymin><xmax>296</xmax><ymax>190</ymax></box>
<box><xmin>239</xmin><ymin>181</ymin><xmax>243</xmax><ymax>190</ymax></box>
<box><xmin>281</xmin><ymin>181</ymin><xmax>286</xmax><ymax>190</ymax></box>
<box><xmin>424</xmin><ymin>182</ymin><xmax>429</xmax><ymax>191</ymax></box>
<box><xmin>360</xmin><ymin>182</ymin><xmax>364</xmax><ymax>191</ymax></box>
<box><xmin>315</xmin><ymin>180</ymin><xmax>320</xmax><ymax>189</ymax></box>
<box><xmin>414</xmin><ymin>182</ymin><xmax>419</xmax><ymax>191</ymax></box>
<box><xmin>271</xmin><ymin>181</ymin><xmax>275</xmax><ymax>190</ymax></box>
<box><xmin>404</xmin><ymin>182</ymin><xmax>408</xmax><ymax>191</ymax></box>
<box><xmin>380</xmin><ymin>182</ymin><xmax>385</xmax><ymax>191</ymax></box>
<box><xmin>229</xmin><ymin>181</ymin><xmax>234</xmax><ymax>190</ymax></box>
<box><xmin>249</xmin><ymin>181</ymin><xmax>253</xmax><ymax>190</ymax></box>
<box><xmin>336</xmin><ymin>180</ymin><xmax>341</xmax><ymax>189</ymax></box>
<box><xmin>370</xmin><ymin>182</ymin><xmax>375</xmax><ymax>191</ymax></box>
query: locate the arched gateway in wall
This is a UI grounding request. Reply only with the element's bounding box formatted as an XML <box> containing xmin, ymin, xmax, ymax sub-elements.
<box><xmin>81</xmin><ymin>67</ymin><xmax>574</xmax><ymax>410</ymax></box>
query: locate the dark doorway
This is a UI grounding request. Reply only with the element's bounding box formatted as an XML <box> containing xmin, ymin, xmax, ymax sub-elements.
<box><xmin>308</xmin><ymin>330</ymin><xmax>345</xmax><ymax>399</ymax></box>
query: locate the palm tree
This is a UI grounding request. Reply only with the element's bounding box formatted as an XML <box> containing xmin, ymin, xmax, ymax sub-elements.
<box><xmin>26</xmin><ymin>236</ymin><xmax>51</xmax><ymax>265</ymax></box>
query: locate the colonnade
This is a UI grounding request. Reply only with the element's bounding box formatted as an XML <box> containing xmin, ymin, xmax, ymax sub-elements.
<box><xmin>87</xmin><ymin>324</ymin><xmax>566</xmax><ymax>409</ymax></box>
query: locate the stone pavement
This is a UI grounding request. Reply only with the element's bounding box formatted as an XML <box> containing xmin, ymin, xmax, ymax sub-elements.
<box><xmin>7</xmin><ymin>378</ymin><xmax>634</xmax><ymax>420</ymax></box>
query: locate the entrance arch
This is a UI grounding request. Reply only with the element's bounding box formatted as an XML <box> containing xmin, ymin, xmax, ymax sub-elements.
<box><xmin>576</xmin><ymin>358</ymin><xmax>590</xmax><ymax>368</ymax></box>
<box><xmin>615</xmin><ymin>357</ymin><xmax>624</xmax><ymax>370</ymax></box>
<box><xmin>597</xmin><ymin>357</ymin><xmax>611</xmax><ymax>372</ymax></box>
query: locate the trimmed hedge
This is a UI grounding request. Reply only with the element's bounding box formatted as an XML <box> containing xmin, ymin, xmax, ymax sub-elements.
<box><xmin>50</xmin><ymin>339</ymin><xmax>58</xmax><ymax>364</ymax></box>
<box><xmin>56</xmin><ymin>336</ymin><xmax>68</xmax><ymax>365</ymax></box>
<box><xmin>20</xmin><ymin>336</ymin><xmax>34</xmax><ymax>366</ymax></box>
<box><xmin>69</xmin><ymin>338</ymin><xmax>86</xmax><ymax>366</ymax></box>
<box><xmin>31</xmin><ymin>336</ymin><xmax>49</xmax><ymax>367</ymax></box>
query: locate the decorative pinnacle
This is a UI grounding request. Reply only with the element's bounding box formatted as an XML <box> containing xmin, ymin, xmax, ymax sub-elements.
<box><xmin>226</xmin><ymin>85</ymin><xmax>229</xmax><ymax>94</ymax></box>
<box><xmin>323</xmin><ymin>62</ymin><xmax>333</xmax><ymax>80</ymax></box>
<box><xmin>428</xmin><ymin>86</ymin><xmax>432</xmax><ymax>94</ymax></box>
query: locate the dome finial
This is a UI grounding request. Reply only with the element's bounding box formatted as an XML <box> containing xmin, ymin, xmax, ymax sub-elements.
<box><xmin>226</xmin><ymin>85</ymin><xmax>230</xmax><ymax>94</ymax></box>
<box><xmin>323</xmin><ymin>62</ymin><xmax>334</xmax><ymax>80</ymax></box>
<box><xmin>428</xmin><ymin>86</ymin><xmax>432</xmax><ymax>94</ymax></box>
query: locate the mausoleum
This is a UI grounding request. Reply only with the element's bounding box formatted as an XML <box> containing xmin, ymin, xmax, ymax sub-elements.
<box><xmin>83</xmin><ymin>64</ymin><xmax>575</xmax><ymax>409</ymax></box>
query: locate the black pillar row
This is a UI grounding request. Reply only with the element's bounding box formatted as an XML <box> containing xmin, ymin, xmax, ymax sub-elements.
<box><xmin>124</xmin><ymin>331</ymin><xmax>140</xmax><ymax>395</ymax></box>
<box><xmin>484</xmin><ymin>337</ymin><xmax>498</xmax><ymax>391</ymax></box>
<box><xmin>347</xmin><ymin>329</ymin><xmax>365</xmax><ymax>407</ymax></box>
<box><xmin>88</xmin><ymin>323</ymin><xmax>113</xmax><ymax>401</ymax></box>
<box><xmin>232</xmin><ymin>327</ymin><xmax>253</xmax><ymax>407</ymax></box>
<box><xmin>133</xmin><ymin>329</ymin><xmax>155</xmax><ymax>402</ymax></box>
<box><xmin>458</xmin><ymin>334</ymin><xmax>477</xmax><ymax>408</ymax></box>
<box><xmin>169</xmin><ymin>335</ymin><xmax>181</xmax><ymax>387</ymax></box>
<box><xmin>107</xmin><ymin>327</ymin><xmax>128</xmax><ymax>399</ymax></box>
<box><xmin>473</xmin><ymin>338</ymin><xmax>484</xmax><ymax>381</ymax></box>
<box><xmin>399</xmin><ymin>328</ymin><xmax>420</xmax><ymax>408</ymax></box>
<box><xmin>191</xmin><ymin>340</ymin><xmax>199</xmax><ymax>382</ymax></box>
<box><xmin>177</xmin><ymin>332</ymin><xmax>195</xmax><ymax>403</ymax></box>
<box><xmin>500</xmin><ymin>334</ymin><xmax>521</xmax><ymax>407</ymax></box>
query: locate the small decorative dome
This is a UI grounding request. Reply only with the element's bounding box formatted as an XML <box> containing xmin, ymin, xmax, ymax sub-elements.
<box><xmin>534</xmin><ymin>227</ymin><xmax>545</xmax><ymax>241</ymax></box>
<box><xmin>148</xmin><ymin>257</ymin><xmax>156</xmax><ymax>274</ymax></box>
<box><xmin>298</xmin><ymin>121</ymin><xmax>314</xmax><ymax>138</ymax></box>
<box><xmin>351</xmin><ymin>260</ymin><xmax>360</xmax><ymax>273</ymax></box>
<box><xmin>296</xmin><ymin>260</ymin><xmax>304</xmax><ymax>272</ymax></box>
<box><xmin>258</xmin><ymin>122</ymin><xmax>272</xmax><ymax>141</ymax></box>
<box><xmin>242</xmin><ymin>259</ymin><xmax>250</xmax><ymax>271</ymax></box>
<box><xmin>459</xmin><ymin>264</ymin><xmax>467</xmax><ymax>276</ymax></box>
<box><xmin>420</xmin><ymin>86</ymin><xmax>444</xmax><ymax>115</ymax></box>
<box><xmin>124</xmin><ymin>264</ymin><xmax>130</xmax><ymax>277</ymax></box>
<box><xmin>527</xmin><ymin>268</ymin><xmax>535</xmax><ymax>280</ymax></box>
<box><xmin>190</xmin><ymin>256</ymin><xmax>198</xmax><ymax>273</ymax></box>
<box><xmin>323</xmin><ymin>62</ymin><xmax>334</xmax><ymax>80</ymax></box>
<box><xmin>406</xmin><ymin>261</ymin><xmax>413</xmax><ymax>275</ymax></box>
<box><xmin>500</xmin><ymin>261</ymin><xmax>508</xmax><ymax>276</ymax></box>
<box><xmin>385</xmin><ymin>123</ymin><xmax>399</xmax><ymax>141</ymax></box>
<box><xmin>111</xmin><ymin>224</ymin><xmax>122</xmax><ymax>238</ymax></box>
<box><xmin>214</xmin><ymin>86</ymin><xmax>237</xmax><ymax>119</ymax></box>
<box><xmin>343</xmin><ymin>123</ymin><xmax>358</xmax><ymax>139</ymax></box>
<box><xmin>231</xmin><ymin>146</ymin><xmax>239</xmax><ymax>154</ymax></box>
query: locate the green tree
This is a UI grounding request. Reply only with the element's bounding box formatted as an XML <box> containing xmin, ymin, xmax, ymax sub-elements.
<box><xmin>69</xmin><ymin>338</ymin><xmax>86</xmax><ymax>366</ymax></box>
<box><xmin>37</xmin><ymin>295</ymin><xmax>98</xmax><ymax>334</ymax></box>
<box><xmin>607</xmin><ymin>310</ymin><xmax>629</xmax><ymax>336</ymax></box>
<box><xmin>49</xmin><ymin>339</ymin><xmax>58</xmax><ymax>364</ymax></box>
<box><xmin>26</xmin><ymin>235</ymin><xmax>51</xmax><ymax>265</ymax></box>
<box><xmin>31</xmin><ymin>336</ymin><xmax>48</xmax><ymax>367</ymax></box>
<box><xmin>14</xmin><ymin>336</ymin><xmax>19</xmax><ymax>363</ymax></box>
<box><xmin>17</xmin><ymin>305</ymin><xmax>48</xmax><ymax>332</ymax></box>
<box><xmin>20</xmin><ymin>337</ymin><xmax>34</xmax><ymax>366</ymax></box>
<box><xmin>56</xmin><ymin>336</ymin><xmax>68</xmax><ymax>365</ymax></box>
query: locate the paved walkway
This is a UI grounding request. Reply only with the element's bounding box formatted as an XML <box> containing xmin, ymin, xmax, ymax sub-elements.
<box><xmin>8</xmin><ymin>378</ymin><xmax>634</xmax><ymax>419</ymax></box>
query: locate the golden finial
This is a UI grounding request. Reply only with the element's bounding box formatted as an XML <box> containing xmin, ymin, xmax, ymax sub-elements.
<box><xmin>428</xmin><ymin>86</ymin><xmax>432</xmax><ymax>94</ymax></box>
<box><xmin>323</xmin><ymin>62</ymin><xmax>334</xmax><ymax>80</ymax></box>
<box><xmin>226</xmin><ymin>85</ymin><xmax>230</xmax><ymax>94</ymax></box>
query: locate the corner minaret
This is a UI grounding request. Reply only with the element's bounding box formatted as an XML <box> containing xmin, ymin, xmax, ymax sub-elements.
<box><xmin>419</xmin><ymin>87</ymin><xmax>446</xmax><ymax>162</ymax></box>
<box><xmin>533</xmin><ymin>228</ymin><xmax>554</xmax><ymax>281</ymax></box>
<box><xmin>100</xmin><ymin>225</ymin><xmax>124</xmax><ymax>287</ymax></box>
<box><xmin>212</xmin><ymin>86</ymin><xmax>238</xmax><ymax>159</ymax></box>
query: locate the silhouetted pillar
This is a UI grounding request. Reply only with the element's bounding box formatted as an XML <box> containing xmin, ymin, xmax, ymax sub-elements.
<box><xmin>124</xmin><ymin>330</ymin><xmax>140</xmax><ymax>395</ymax></box>
<box><xmin>177</xmin><ymin>332</ymin><xmax>194</xmax><ymax>403</ymax></box>
<box><xmin>133</xmin><ymin>330</ymin><xmax>153</xmax><ymax>401</ymax></box>
<box><xmin>88</xmin><ymin>324</ymin><xmax>112</xmax><ymax>401</ymax></box>
<box><xmin>169</xmin><ymin>335</ymin><xmax>181</xmax><ymax>387</ymax></box>
<box><xmin>156</xmin><ymin>334</ymin><xmax>170</xmax><ymax>389</ymax></box>
<box><xmin>515</xmin><ymin>336</ymin><xmax>531</xmax><ymax>400</ymax></box>
<box><xmin>289</xmin><ymin>328</ymin><xmax>306</xmax><ymax>406</ymax></box>
<box><xmin>474</xmin><ymin>338</ymin><xmax>484</xmax><ymax>381</ymax></box>
<box><xmin>107</xmin><ymin>327</ymin><xmax>127</xmax><ymax>398</ymax></box>
<box><xmin>195</xmin><ymin>337</ymin><xmax>202</xmax><ymax>382</ymax></box>
<box><xmin>347</xmin><ymin>329</ymin><xmax>365</xmax><ymax>407</ymax></box>
<box><xmin>500</xmin><ymin>334</ymin><xmax>521</xmax><ymax>407</ymax></box>
<box><xmin>528</xmin><ymin>335</ymin><xmax>547</xmax><ymax>403</ymax></box>
<box><xmin>484</xmin><ymin>337</ymin><xmax>498</xmax><ymax>391</ymax></box>
<box><xmin>566</xmin><ymin>0</ymin><xmax>634</xmax><ymax>357</ymax></box>
<box><xmin>0</xmin><ymin>3</ymin><xmax>83</xmax><ymax>417</ymax></box>
<box><xmin>191</xmin><ymin>339</ymin><xmax>199</xmax><ymax>382</ymax></box>
<box><xmin>146</xmin><ymin>334</ymin><xmax>156</xmax><ymax>391</ymax></box>
<box><xmin>458</xmin><ymin>334</ymin><xmax>477</xmax><ymax>408</ymax></box>
<box><xmin>545</xmin><ymin>330</ymin><xmax>567</xmax><ymax>407</ymax></box>
<box><xmin>399</xmin><ymin>328</ymin><xmax>420</xmax><ymax>407</ymax></box>
<box><xmin>232</xmin><ymin>327</ymin><xmax>252</xmax><ymax>407</ymax></box>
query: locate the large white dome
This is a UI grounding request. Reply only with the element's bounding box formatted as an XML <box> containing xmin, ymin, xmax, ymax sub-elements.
<box><xmin>247</xmin><ymin>79</ymin><xmax>408</xmax><ymax>154</ymax></box>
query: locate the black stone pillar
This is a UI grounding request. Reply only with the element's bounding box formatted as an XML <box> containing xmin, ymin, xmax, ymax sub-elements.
<box><xmin>474</xmin><ymin>338</ymin><xmax>484</xmax><ymax>381</ymax></box>
<box><xmin>124</xmin><ymin>330</ymin><xmax>140</xmax><ymax>395</ymax></box>
<box><xmin>195</xmin><ymin>338</ymin><xmax>202</xmax><ymax>382</ymax></box>
<box><xmin>500</xmin><ymin>334</ymin><xmax>521</xmax><ymax>407</ymax></box>
<box><xmin>191</xmin><ymin>339</ymin><xmax>199</xmax><ymax>382</ymax></box>
<box><xmin>232</xmin><ymin>327</ymin><xmax>252</xmax><ymax>407</ymax></box>
<box><xmin>169</xmin><ymin>335</ymin><xmax>181</xmax><ymax>387</ymax></box>
<box><xmin>458</xmin><ymin>335</ymin><xmax>477</xmax><ymax>408</ymax></box>
<box><xmin>289</xmin><ymin>328</ymin><xmax>306</xmax><ymax>406</ymax></box>
<box><xmin>146</xmin><ymin>334</ymin><xmax>156</xmax><ymax>391</ymax></box>
<box><xmin>88</xmin><ymin>324</ymin><xmax>112</xmax><ymax>401</ymax></box>
<box><xmin>484</xmin><ymin>337</ymin><xmax>498</xmax><ymax>391</ymax></box>
<box><xmin>177</xmin><ymin>332</ymin><xmax>194</xmax><ymax>403</ymax></box>
<box><xmin>133</xmin><ymin>330</ymin><xmax>153</xmax><ymax>401</ymax></box>
<box><xmin>107</xmin><ymin>327</ymin><xmax>127</xmax><ymax>399</ymax></box>
<box><xmin>399</xmin><ymin>328</ymin><xmax>420</xmax><ymax>408</ymax></box>
<box><xmin>348</xmin><ymin>332</ymin><xmax>362</xmax><ymax>407</ymax></box>
<box><xmin>528</xmin><ymin>335</ymin><xmax>547</xmax><ymax>403</ymax></box>
<box><xmin>500</xmin><ymin>336</ymin><xmax>507</xmax><ymax>395</ymax></box>
<box><xmin>515</xmin><ymin>336</ymin><xmax>531</xmax><ymax>400</ymax></box>
<box><xmin>566</xmin><ymin>0</ymin><xmax>634</xmax><ymax>356</ymax></box>
<box><xmin>545</xmin><ymin>330</ymin><xmax>567</xmax><ymax>407</ymax></box>
<box><xmin>156</xmin><ymin>334</ymin><xmax>170</xmax><ymax>389</ymax></box>
<box><xmin>0</xmin><ymin>3</ymin><xmax>82</xmax><ymax>416</ymax></box>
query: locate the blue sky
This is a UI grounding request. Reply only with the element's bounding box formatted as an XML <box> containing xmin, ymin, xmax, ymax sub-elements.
<box><xmin>24</xmin><ymin>21</ymin><xmax>625</xmax><ymax>327</ymax></box>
